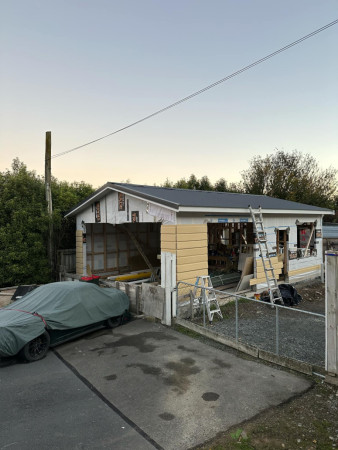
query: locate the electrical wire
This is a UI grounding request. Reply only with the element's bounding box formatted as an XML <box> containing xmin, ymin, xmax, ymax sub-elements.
<box><xmin>52</xmin><ymin>19</ymin><xmax>338</xmax><ymax>160</ymax></box>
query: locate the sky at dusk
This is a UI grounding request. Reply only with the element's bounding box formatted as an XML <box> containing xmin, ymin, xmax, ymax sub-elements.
<box><xmin>1</xmin><ymin>1</ymin><xmax>337</xmax><ymax>189</ymax></box>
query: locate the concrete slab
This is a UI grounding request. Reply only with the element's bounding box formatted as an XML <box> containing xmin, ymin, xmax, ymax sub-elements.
<box><xmin>57</xmin><ymin>318</ymin><xmax>311</xmax><ymax>450</ymax></box>
<box><xmin>0</xmin><ymin>352</ymin><xmax>156</xmax><ymax>450</ymax></box>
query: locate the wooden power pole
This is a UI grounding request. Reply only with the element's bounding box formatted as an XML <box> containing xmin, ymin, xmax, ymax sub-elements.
<box><xmin>45</xmin><ymin>131</ymin><xmax>53</xmax><ymax>276</ymax></box>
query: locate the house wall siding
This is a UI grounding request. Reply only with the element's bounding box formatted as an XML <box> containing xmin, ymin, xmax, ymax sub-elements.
<box><xmin>76</xmin><ymin>229</ymin><xmax>83</xmax><ymax>275</ymax></box>
<box><xmin>161</xmin><ymin>224</ymin><xmax>208</xmax><ymax>285</ymax></box>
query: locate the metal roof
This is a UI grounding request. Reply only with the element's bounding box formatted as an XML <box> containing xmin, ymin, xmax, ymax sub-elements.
<box><xmin>108</xmin><ymin>183</ymin><xmax>332</xmax><ymax>212</ymax></box>
<box><xmin>323</xmin><ymin>224</ymin><xmax>338</xmax><ymax>239</ymax></box>
<box><xmin>65</xmin><ymin>182</ymin><xmax>333</xmax><ymax>217</ymax></box>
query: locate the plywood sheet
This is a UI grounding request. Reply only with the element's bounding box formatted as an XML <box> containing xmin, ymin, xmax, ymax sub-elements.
<box><xmin>236</xmin><ymin>274</ymin><xmax>254</xmax><ymax>292</ymax></box>
<box><xmin>241</xmin><ymin>256</ymin><xmax>254</xmax><ymax>277</ymax></box>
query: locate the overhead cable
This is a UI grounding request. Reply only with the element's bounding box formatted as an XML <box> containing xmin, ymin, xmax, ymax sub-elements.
<box><xmin>52</xmin><ymin>19</ymin><xmax>338</xmax><ymax>159</ymax></box>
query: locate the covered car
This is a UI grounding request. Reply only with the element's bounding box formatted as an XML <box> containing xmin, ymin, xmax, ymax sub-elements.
<box><xmin>0</xmin><ymin>281</ymin><xmax>129</xmax><ymax>361</ymax></box>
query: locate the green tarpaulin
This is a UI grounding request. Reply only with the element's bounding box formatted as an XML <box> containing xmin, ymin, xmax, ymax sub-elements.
<box><xmin>0</xmin><ymin>281</ymin><xmax>129</xmax><ymax>357</ymax></box>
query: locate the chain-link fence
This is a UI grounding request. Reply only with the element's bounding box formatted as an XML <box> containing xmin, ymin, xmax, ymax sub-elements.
<box><xmin>176</xmin><ymin>281</ymin><xmax>325</xmax><ymax>367</ymax></box>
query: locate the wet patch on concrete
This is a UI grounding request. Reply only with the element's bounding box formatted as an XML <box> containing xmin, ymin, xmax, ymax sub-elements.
<box><xmin>159</xmin><ymin>412</ymin><xmax>175</xmax><ymax>421</ymax></box>
<box><xmin>104</xmin><ymin>374</ymin><xmax>117</xmax><ymax>381</ymax></box>
<box><xmin>126</xmin><ymin>358</ymin><xmax>200</xmax><ymax>395</ymax></box>
<box><xmin>91</xmin><ymin>331</ymin><xmax>178</xmax><ymax>354</ymax></box>
<box><xmin>202</xmin><ymin>392</ymin><xmax>220</xmax><ymax>402</ymax></box>
<box><xmin>127</xmin><ymin>363</ymin><xmax>162</xmax><ymax>377</ymax></box>
<box><xmin>212</xmin><ymin>358</ymin><xmax>232</xmax><ymax>369</ymax></box>
<box><xmin>164</xmin><ymin>358</ymin><xmax>201</xmax><ymax>394</ymax></box>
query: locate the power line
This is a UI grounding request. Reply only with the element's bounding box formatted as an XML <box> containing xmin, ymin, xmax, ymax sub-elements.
<box><xmin>52</xmin><ymin>19</ymin><xmax>338</xmax><ymax>160</ymax></box>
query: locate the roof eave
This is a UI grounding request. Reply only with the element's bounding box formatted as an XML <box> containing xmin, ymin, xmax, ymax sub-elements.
<box><xmin>178</xmin><ymin>206</ymin><xmax>334</xmax><ymax>215</ymax></box>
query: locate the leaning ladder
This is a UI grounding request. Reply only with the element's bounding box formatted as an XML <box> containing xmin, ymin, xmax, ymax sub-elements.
<box><xmin>192</xmin><ymin>276</ymin><xmax>223</xmax><ymax>322</ymax></box>
<box><xmin>249</xmin><ymin>206</ymin><xmax>284</xmax><ymax>305</ymax></box>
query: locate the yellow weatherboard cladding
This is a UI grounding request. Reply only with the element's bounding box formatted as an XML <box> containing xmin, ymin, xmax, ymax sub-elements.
<box><xmin>161</xmin><ymin>224</ymin><xmax>208</xmax><ymax>284</ymax></box>
<box><xmin>76</xmin><ymin>230</ymin><xmax>84</xmax><ymax>275</ymax></box>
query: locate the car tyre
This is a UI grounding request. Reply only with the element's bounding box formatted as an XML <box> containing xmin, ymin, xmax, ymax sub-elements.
<box><xmin>106</xmin><ymin>315</ymin><xmax>123</xmax><ymax>329</ymax></box>
<box><xmin>20</xmin><ymin>331</ymin><xmax>50</xmax><ymax>362</ymax></box>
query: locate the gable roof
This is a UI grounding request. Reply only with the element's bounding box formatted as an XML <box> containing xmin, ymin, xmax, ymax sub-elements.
<box><xmin>65</xmin><ymin>182</ymin><xmax>333</xmax><ymax>217</ymax></box>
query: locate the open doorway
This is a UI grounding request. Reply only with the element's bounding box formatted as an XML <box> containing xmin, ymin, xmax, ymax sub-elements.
<box><xmin>276</xmin><ymin>229</ymin><xmax>289</xmax><ymax>279</ymax></box>
<box><xmin>207</xmin><ymin>222</ymin><xmax>254</xmax><ymax>289</ymax></box>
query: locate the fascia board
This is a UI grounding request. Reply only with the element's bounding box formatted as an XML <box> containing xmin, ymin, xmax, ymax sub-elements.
<box><xmin>64</xmin><ymin>187</ymin><xmax>111</xmax><ymax>218</ymax></box>
<box><xmin>65</xmin><ymin>186</ymin><xmax>179</xmax><ymax>218</ymax></box>
<box><xmin>178</xmin><ymin>206</ymin><xmax>334</xmax><ymax>215</ymax></box>
<box><xmin>112</xmin><ymin>184</ymin><xmax>179</xmax><ymax>210</ymax></box>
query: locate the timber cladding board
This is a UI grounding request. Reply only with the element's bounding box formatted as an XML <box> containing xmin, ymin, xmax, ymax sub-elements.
<box><xmin>288</xmin><ymin>265</ymin><xmax>321</xmax><ymax>277</ymax></box>
<box><xmin>161</xmin><ymin>241</ymin><xmax>177</xmax><ymax>252</ymax></box>
<box><xmin>256</xmin><ymin>262</ymin><xmax>283</xmax><ymax>274</ymax></box>
<box><xmin>177</xmin><ymin>262</ymin><xmax>208</xmax><ymax>274</ymax></box>
<box><xmin>161</xmin><ymin>225</ymin><xmax>177</xmax><ymax>234</ymax></box>
<box><xmin>250</xmin><ymin>273</ymin><xmax>281</xmax><ymax>286</ymax></box>
<box><xmin>256</xmin><ymin>256</ymin><xmax>279</xmax><ymax>265</ymax></box>
<box><xmin>161</xmin><ymin>234</ymin><xmax>177</xmax><ymax>243</ymax></box>
<box><xmin>177</xmin><ymin>254</ymin><xmax>208</xmax><ymax>265</ymax></box>
<box><xmin>176</xmin><ymin>233</ymin><xmax>207</xmax><ymax>242</ymax></box>
<box><xmin>176</xmin><ymin>225</ymin><xmax>207</xmax><ymax>234</ymax></box>
<box><xmin>176</xmin><ymin>247</ymin><xmax>207</xmax><ymax>258</ymax></box>
<box><xmin>177</xmin><ymin>239</ymin><xmax>208</xmax><ymax>250</ymax></box>
<box><xmin>177</xmin><ymin>270</ymin><xmax>208</xmax><ymax>284</ymax></box>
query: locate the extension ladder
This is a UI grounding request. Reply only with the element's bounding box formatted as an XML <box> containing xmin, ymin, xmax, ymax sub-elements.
<box><xmin>192</xmin><ymin>276</ymin><xmax>223</xmax><ymax>322</ymax></box>
<box><xmin>249</xmin><ymin>206</ymin><xmax>284</xmax><ymax>305</ymax></box>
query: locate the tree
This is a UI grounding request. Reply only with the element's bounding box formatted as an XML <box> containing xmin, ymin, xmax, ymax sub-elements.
<box><xmin>241</xmin><ymin>150</ymin><xmax>337</xmax><ymax>209</ymax></box>
<box><xmin>0</xmin><ymin>159</ymin><xmax>94</xmax><ymax>287</ymax></box>
<box><xmin>0</xmin><ymin>159</ymin><xmax>50</xmax><ymax>286</ymax></box>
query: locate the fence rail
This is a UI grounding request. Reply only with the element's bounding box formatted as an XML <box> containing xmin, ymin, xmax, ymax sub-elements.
<box><xmin>175</xmin><ymin>281</ymin><xmax>325</xmax><ymax>367</ymax></box>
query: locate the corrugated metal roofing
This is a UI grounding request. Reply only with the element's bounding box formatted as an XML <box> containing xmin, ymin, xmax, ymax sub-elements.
<box><xmin>323</xmin><ymin>225</ymin><xmax>338</xmax><ymax>239</ymax></box>
<box><xmin>65</xmin><ymin>182</ymin><xmax>333</xmax><ymax>216</ymax></box>
<box><xmin>109</xmin><ymin>182</ymin><xmax>332</xmax><ymax>212</ymax></box>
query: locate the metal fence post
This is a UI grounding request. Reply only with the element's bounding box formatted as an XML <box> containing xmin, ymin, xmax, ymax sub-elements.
<box><xmin>202</xmin><ymin>288</ymin><xmax>206</xmax><ymax>328</ymax></box>
<box><xmin>235</xmin><ymin>297</ymin><xmax>238</xmax><ymax>342</ymax></box>
<box><xmin>276</xmin><ymin>306</ymin><xmax>279</xmax><ymax>355</ymax></box>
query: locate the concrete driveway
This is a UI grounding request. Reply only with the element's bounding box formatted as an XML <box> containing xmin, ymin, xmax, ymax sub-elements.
<box><xmin>53</xmin><ymin>318</ymin><xmax>311</xmax><ymax>449</ymax></box>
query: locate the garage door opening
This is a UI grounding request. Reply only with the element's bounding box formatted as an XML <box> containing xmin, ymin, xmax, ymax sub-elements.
<box><xmin>86</xmin><ymin>222</ymin><xmax>161</xmax><ymax>281</ymax></box>
<box><xmin>208</xmin><ymin>222</ymin><xmax>255</xmax><ymax>290</ymax></box>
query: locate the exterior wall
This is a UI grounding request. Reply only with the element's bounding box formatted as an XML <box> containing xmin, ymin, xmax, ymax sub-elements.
<box><xmin>76</xmin><ymin>192</ymin><xmax>176</xmax><ymax>228</ymax></box>
<box><xmin>256</xmin><ymin>214</ymin><xmax>323</xmax><ymax>286</ymax></box>
<box><xmin>161</xmin><ymin>224</ymin><xmax>208</xmax><ymax>284</ymax></box>
<box><xmin>76</xmin><ymin>229</ymin><xmax>83</xmax><ymax>275</ymax></box>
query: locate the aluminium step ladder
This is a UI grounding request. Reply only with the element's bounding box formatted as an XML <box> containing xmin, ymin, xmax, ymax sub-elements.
<box><xmin>192</xmin><ymin>276</ymin><xmax>223</xmax><ymax>323</ymax></box>
<box><xmin>249</xmin><ymin>206</ymin><xmax>284</xmax><ymax>305</ymax></box>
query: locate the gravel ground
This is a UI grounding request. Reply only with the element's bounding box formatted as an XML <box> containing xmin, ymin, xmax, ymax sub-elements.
<box><xmin>190</xmin><ymin>281</ymin><xmax>326</xmax><ymax>367</ymax></box>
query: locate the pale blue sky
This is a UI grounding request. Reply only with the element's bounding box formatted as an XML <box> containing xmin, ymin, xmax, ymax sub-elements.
<box><xmin>1</xmin><ymin>1</ymin><xmax>337</xmax><ymax>188</ymax></box>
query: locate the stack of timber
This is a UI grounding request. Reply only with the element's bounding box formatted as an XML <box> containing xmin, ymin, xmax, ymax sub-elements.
<box><xmin>249</xmin><ymin>256</ymin><xmax>283</xmax><ymax>287</ymax></box>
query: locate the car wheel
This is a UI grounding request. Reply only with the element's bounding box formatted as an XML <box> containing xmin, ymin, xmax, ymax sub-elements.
<box><xmin>20</xmin><ymin>331</ymin><xmax>50</xmax><ymax>362</ymax></box>
<box><xmin>106</xmin><ymin>315</ymin><xmax>123</xmax><ymax>329</ymax></box>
